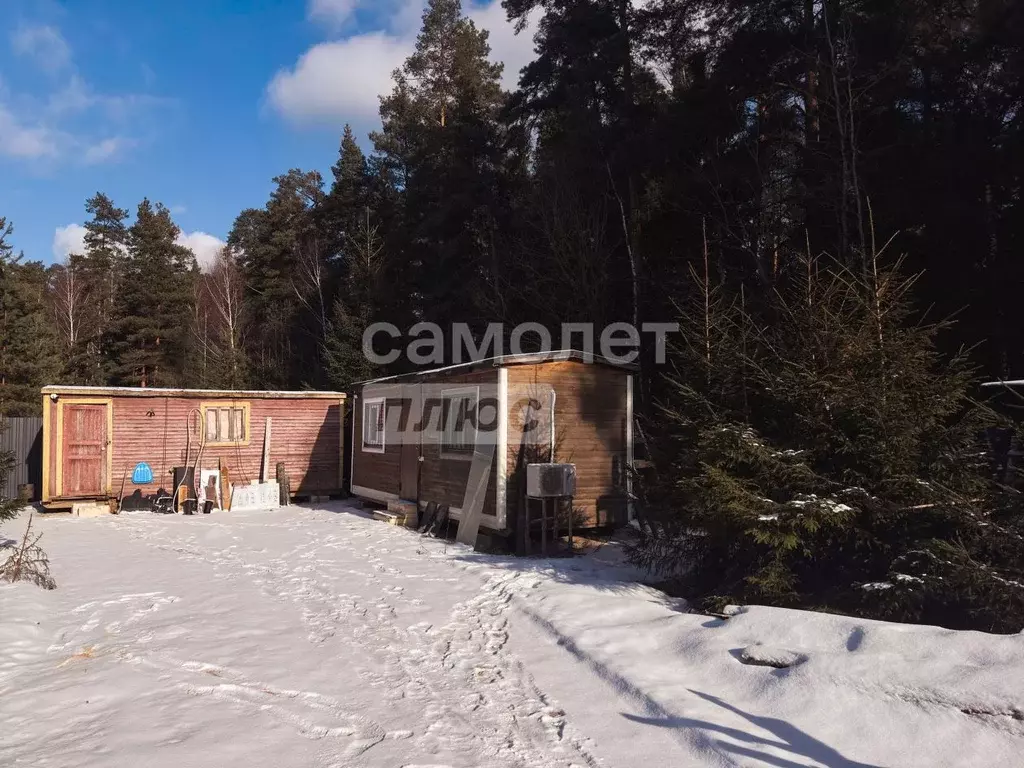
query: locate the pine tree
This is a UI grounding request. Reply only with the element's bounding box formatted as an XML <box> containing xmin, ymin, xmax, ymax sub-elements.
<box><xmin>634</xmin><ymin>250</ymin><xmax>1024</xmax><ymax>631</ymax></box>
<box><xmin>109</xmin><ymin>200</ymin><xmax>197</xmax><ymax>387</ymax></box>
<box><xmin>372</xmin><ymin>0</ymin><xmax>508</xmax><ymax>345</ymax></box>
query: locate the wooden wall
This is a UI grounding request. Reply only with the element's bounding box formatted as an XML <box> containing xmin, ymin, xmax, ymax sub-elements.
<box><xmin>351</xmin><ymin>371</ymin><xmax>499</xmax><ymax>518</ymax></box>
<box><xmin>351</xmin><ymin>383</ymin><xmax>402</xmax><ymax>498</ymax></box>
<box><xmin>507</xmin><ymin>361</ymin><xmax>630</xmax><ymax>527</ymax></box>
<box><xmin>44</xmin><ymin>393</ymin><xmax>343</xmax><ymax>502</ymax></box>
<box><xmin>417</xmin><ymin>370</ymin><xmax>499</xmax><ymax>518</ymax></box>
<box><xmin>351</xmin><ymin>361</ymin><xmax>630</xmax><ymax>531</ymax></box>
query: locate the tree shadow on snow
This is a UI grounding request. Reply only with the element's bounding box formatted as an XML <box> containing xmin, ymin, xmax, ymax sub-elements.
<box><xmin>446</xmin><ymin>545</ymin><xmax>685</xmax><ymax>603</ymax></box>
<box><xmin>622</xmin><ymin>689</ymin><xmax>886</xmax><ymax>768</ymax></box>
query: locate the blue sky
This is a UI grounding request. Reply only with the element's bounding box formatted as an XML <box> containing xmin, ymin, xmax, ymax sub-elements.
<box><xmin>0</xmin><ymin>0</ymin><xmax>535</xmax><ymax>268</ymax></box>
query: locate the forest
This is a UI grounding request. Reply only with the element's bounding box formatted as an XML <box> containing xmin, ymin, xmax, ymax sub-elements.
<box><xmin>1</xmin><ymin>0</ymin><xmax>1023</xmax><ymax>629</ymax></box>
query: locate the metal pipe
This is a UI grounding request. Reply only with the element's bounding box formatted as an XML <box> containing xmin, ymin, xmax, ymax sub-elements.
<box><xmin>549</xmin><ymin>391</ymin><xmax>556</xmax><ymax>462</ymax></box>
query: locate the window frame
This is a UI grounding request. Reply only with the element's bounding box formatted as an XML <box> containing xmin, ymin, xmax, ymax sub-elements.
<box><xmin>440</xmin><ymin>386</ymin><xmax>479</xmax><ymax>460</ymax></box>
<box><xmin>362</xmin><ymin>397</ymin><xmax>386</xmax><ymax>454</ymax></box>
<box><xmin>199</xmin><ymin>401</ymin><xmax>251</xmax><ymax>447</ymax></box>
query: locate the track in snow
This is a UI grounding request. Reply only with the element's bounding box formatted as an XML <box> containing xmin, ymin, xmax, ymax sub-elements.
<box><xmin>1</xmin><ymin>504</ymin><xmax>601</xmax><ymax>768</ymax></box>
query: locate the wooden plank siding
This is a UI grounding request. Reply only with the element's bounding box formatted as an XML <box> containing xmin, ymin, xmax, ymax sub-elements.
<box><xmin>507</xmin><ymin>361</ymin><xmax>630</xmax><ymax>527</ymax></box>
<box><xmin>42</xmin><ymin>392</ymin><xmax>343</xmax><ymax>503</ymax></box>
<box><xmin>417</xmin><ymin>370</ymin><xmax>499</xmax><ymax>519</ymax></box>
<box><xmin>351</xmin><ymin>371</ymin><xmax>500</xmax><ymax>520</ymax></box>
<box><xmin>351</xmin><ymin>383</ymin><xmax>403</xmax><ymax>499</ymax></box>
<box><xmin>351</xmin><ymin>360</ymin><xmax>630</xmax><ymax>531</ymax></box>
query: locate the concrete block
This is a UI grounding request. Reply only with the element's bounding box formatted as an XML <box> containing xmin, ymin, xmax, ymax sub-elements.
<box><xmin>387</xmin><ymin>500</ymin><xmax>418</xmax><ymax>527</ymax></box>
<box><xmin>73</xmin><ymin>502</ymin><xmax>110</xmax><ymax>518</ymax></box>
<box><xmin>231</xmin><ymin>481</ymin><xmax>281</xmax><ymax>512</ymax></box>
<box><xmin>372</xmin><ymin>510</ymin><xmax>407</xmax><ymax>526</ymax></box>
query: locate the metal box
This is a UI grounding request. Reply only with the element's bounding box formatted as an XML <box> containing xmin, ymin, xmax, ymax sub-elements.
<box><xmin>526</xmin><ymin>463</ymin><xmax>576</xmax><ymax>498</ymax></box>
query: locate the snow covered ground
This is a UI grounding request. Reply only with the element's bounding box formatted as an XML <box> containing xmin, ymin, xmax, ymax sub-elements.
<box><xmin>2</xmin><ymin>502</ymin><xmax>1023</xmax><ymax>767</ymax></box>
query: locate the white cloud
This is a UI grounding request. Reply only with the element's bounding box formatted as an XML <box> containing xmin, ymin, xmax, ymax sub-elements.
<box><xmin>52</xmin><ymin>223</ymin><xmax>88</xmax><ymax>260</ymax></box>
<box><xmin>54</xmin><ymin>223</ymin><xmax>225</xmax><ymax>271</ymax></box>
<box><xmin>3</xmin><ymin>24</ymin><xmax>168</xmax><ymax>168</ymax></box>
<box><xmin>170</xmin><ymin>204</ymin><xmax>187</xmax><ymax>215</ymax></box>
<box><xmin>0</xmin><ymin>104</ymin><xmax>61</xmax><ymax>159</ymax></box>
<box><xmin>466</xmin><ymin>2</ymin><xmax>538</xmax><ymax>91</ymax></box>
<box><xmin>83</xmin><ymin>136</ymin><xmax>130</xmax><ymax>164</ymax></box>
<box><xmin>267</xmin><ymin>0</ymin><xmax>538</xmax><ymax>125</ymax></box>
<box><xmin>267</xmin><ymin>33</ymin><xmax>409</xmax><ymax>124</ymax></box>
<box><xmin>11</xmin><ymin>24</ymin><xmax>71</xmax><ymax>73</ymax></box>
<box><xmin>176</xmin><ymin>231</ymin><xmax>226</xmax><ymax>270</ymax></box>
<box><xmin>308</xmin><ymin>0</ymin><xmax>359</xmax><ymax>27</ymax></box>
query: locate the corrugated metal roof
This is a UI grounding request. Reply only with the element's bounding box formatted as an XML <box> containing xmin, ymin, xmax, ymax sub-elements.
<box><xmin>41</xmin><ymin>386</ymin><xmax>346</xmax><ymax>400</ymax></box>
<box><xmin>351</xmin><ymin>350</ymin><xmax>639</xmax><ymax>388</ymax></box>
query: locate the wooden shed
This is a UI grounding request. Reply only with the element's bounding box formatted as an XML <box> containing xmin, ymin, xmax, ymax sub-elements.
<box><xmin>40</xmin><ymin>386</ymin><xmax>346</xmax><ymax>509</ymax></box>
<box><xmin>349</xmin><ymin>352</ymin><xmax>635</xmax><ymax>534</ymax></box>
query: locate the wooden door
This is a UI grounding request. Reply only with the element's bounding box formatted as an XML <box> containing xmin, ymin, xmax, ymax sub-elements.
<box><xmin>62</xmin><ymin>404</ymin><xmax>108</xmax><ymax>496</ymax></box>
<box><xmin>399</xmin><ymin>385</ymin><xmax>421</xmax><ymax>501</ymax></box>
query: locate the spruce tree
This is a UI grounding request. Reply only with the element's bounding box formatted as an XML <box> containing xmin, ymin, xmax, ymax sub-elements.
<box><xmin>0</xmin><ymin>218</ymin><xmax>60</xmax><ymax>415</ymax></box>
<box><xmin>229</xmin><ymin>170</ymin><xmax>324</xmax><ymax>388</ymax></box>
<box><xmin>323</xmin><ymin>208</ymin><xmax>387</xmax><ymax>387</ymax></box>
<box><xmin>81</xmin><ymin>193</ymin><xmax>130</xmax><ymax>381</ymax></box>
<box><xmin>109</xmin><ymin>200</ymin><xmax>197</xmax><ymax>387</ymax></box>
<box><xmin>635</xmin><ymin>253</ymin><xmax>1024</xmax><ymax>632</ymax></box>
<box><xmin>0</xmin><ymin>261</ymin><xmax>61</xmax><ymax>414</ymax></box>
<box><xmin>322</xmin><ymin>124</ymin><xmax>371</xmax><ymax>258</ymax></box>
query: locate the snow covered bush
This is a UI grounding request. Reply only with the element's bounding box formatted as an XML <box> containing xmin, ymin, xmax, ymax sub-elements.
<box><xmin>632</xmin><ymin>252</ymin><xmax>1024</xmax><ymax>632</ymax></box>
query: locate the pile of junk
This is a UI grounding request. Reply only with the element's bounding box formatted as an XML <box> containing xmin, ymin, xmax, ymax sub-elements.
<box><xmin>114</xmin><ymin>408</ymin><xmax>282</xmax><ymax>515</ymax></box>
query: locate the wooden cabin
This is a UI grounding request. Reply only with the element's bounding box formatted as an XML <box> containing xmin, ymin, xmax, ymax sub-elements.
<box><xmin>40</xmin><ymin>386</ymin><xmax>346</xmax><ymax>509</ymax></box>
<box><xmin>349</xmin><ymin>352</ymin><xmax>635</xmax><ymax>535</ymax></box>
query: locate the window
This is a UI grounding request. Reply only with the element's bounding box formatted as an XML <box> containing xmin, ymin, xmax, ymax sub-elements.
<box><xmin>362</xmin><ymin>398</ymin><xmax>385</xmax><ymax>453</ymax></box>
<box><xmin>200</xmin><ymin>402</ymin><xmax>250</xmax><ymax>446</ymax></box>
<box><xmin>441</xmin><ymin>388</ymin><xmax>477</xmax><ymax>458</ymax></box>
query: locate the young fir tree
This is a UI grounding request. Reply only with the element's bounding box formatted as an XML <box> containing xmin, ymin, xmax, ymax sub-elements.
<box><xmin>635</xmin><ymin>251</ymin><xmax>1024</xmax><ymax>632</ymax></box>
<box><xmin>109</xmin><ymin>200</ymin><xmax>197</xmax><ymax>387</ymax></box>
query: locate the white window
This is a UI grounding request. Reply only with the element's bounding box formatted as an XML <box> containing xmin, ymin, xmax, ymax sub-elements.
<box><xmin>201</xmin><ymin>402</ymin><xmax>249</xmax><ymax>445</ymax></box>
<box><xmin>362</xmin><ymin>398</ymin><xmax>385</xmax><ymax>453</ymax></box>
<box><xmin>441</xmin><ymin>387</ymin><xmax>477</xmax><ymax>457</ymax></box>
